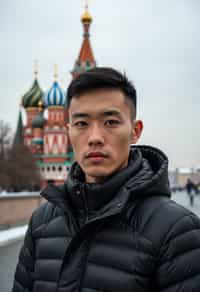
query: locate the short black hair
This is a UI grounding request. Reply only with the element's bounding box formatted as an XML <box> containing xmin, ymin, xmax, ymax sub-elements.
<box><xmin>66</xmin><ymin>67</ymin><xmax>137</xmax><ymax>118</ymax></box>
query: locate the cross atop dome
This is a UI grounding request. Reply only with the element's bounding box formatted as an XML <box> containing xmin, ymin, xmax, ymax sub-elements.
<box><xmin>34</xmin><ymin>60</ymin><xmax>39</xmax><ymax>79</ymax></box>
<box><xmin>54</xmin><ymin>64</ymin><xmax>58</xmax><ymax>81</ymax></box>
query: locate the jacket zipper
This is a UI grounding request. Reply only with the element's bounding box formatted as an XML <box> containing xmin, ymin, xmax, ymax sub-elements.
<box><xmin>80</xmin><ymin>183</ymin><xmax>89</xmax><ymax>224</ymax></box>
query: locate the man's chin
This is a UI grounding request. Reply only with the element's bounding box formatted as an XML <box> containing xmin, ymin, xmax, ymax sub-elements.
<box><xmin>84</xmin><ymin>167</ymin><xmax>115</xmax><ymax>183</ymax></box>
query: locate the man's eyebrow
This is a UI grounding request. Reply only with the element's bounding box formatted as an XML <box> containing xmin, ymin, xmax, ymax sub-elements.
<box><xmin>100</xmin><ymin>110</ymin><xmax>122</xmax><ymax>117</ymax></box>
<box><xmin>71</xmin><ymin>112</ymin><xmax>90</xmax><ymax>119</ymax></box>
<box><xmin>71</xmin><ymin>110</ymin><xmax>122</xmax><ymax>119</ymax></box>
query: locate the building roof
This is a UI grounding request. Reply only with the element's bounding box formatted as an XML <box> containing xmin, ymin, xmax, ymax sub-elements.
<box><xmin>177</xmin><ymin>167</ymin><xmax>193</xmax><ymax>174</ymax></box>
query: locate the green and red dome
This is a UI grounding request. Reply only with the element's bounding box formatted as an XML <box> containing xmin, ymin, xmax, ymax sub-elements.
<box><xmin>22</xmin><ymin>79</ymin><xmax>44</xmax><ymax>109</ymax></box>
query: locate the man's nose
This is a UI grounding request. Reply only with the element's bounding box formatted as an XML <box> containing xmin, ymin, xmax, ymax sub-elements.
<box><xmin>88</xmin><ymin>124</ymin><xmax>104</xmax><ymax>146</ymax></box>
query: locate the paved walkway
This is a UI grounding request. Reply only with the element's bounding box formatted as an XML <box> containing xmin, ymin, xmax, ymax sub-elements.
<box><xmin>171</xmin><ymin>190</ymin><xmax>200</xmax><ymax>217</ymax></box>
<box><xmin>0</xmin><ymin>239</ymin><xmax>23</xmax><ymax>292</ymax></box>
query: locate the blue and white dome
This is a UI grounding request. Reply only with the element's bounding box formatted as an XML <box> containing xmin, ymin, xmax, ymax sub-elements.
<box><xmin>44</xmin><ymin>81</ymin><xmax>65</xmax><ymax>107</ymax></box>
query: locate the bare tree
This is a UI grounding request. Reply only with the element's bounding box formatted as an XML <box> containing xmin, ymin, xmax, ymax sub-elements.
<box><xmin>8</xmin><ymin>144</ymin><xmax>41</xmax><ymax>191</ymax></box>
<box><xmin>0</xmin><ymin>120</ymin><xmax>11</xmax><ymax>158</ymax></box>
<box><xmin>0</xmin><ymin>120</ymin><xmax>41</xmax><ymax>192</ymax></box>
<box><xmin>0</xmin><ymin>120</ymin><xmax>11</xmax><ymax>190</ymax></box>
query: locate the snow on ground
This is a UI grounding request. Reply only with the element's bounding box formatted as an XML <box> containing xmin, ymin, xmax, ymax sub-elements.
<box><xmin>0</xmin><ymin>225</ymin><xmax>28</xmax><ymax>247</ymax></box>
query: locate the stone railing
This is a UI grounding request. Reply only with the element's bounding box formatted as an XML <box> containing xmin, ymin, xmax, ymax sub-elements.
<box><xmin>0</xmin><ymin>192</ymin><xmax>44</xmax><ymax>228</ymax></box>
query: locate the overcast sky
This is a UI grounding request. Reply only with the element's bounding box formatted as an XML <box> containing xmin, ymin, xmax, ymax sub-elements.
<box><xmin>0</xmin><ymin>0</ymin><xmax>200</xmax><ymax>170</ymax></box>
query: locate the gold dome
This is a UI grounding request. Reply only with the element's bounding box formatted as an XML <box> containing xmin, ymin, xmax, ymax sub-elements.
<box><xmin>81</xmin><ymin>9</ymin><xmax>92</xmax><ymax>23</ymax></box>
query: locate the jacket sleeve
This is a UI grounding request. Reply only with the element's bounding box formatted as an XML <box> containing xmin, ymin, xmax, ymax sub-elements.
<box><xmin>157</xmin><ymin>212</ymin><xmax>200</xmax><ymax>292</ymax></box>
<box><xmin>12</xmin><ymin>216</ymin><xmax>35</xmax><ymax>292</ymax></box>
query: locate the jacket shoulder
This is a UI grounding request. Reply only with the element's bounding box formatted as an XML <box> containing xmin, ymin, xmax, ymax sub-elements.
<box><xmin>30</xmin><ymin>201</ymin><xmax>64</xmax><ymax>232</ymax></box>
<box><xmin>127</xmin><ymin>195</ymin><xmax>200</xmax><ymax>250</ymax></box>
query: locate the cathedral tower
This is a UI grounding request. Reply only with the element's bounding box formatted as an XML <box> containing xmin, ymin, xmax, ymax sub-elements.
<box><xmin>15</xmin><ymin>4</ymin><xmax>98</xmax><ymax>187</ymax></box>
<box><xmin>21</xmin><ymin>63</ymin><xmax>44</xmax><ymax>149</ymax></box>
<box><xmin>71</xmin><ymin>4</ymin><xmax>96</xmax><ymax>78</ymax></box>
<box><xmin>42</xmin><ymin>65</ymin><xmax>70</xmax><ymax>184</ymax></box>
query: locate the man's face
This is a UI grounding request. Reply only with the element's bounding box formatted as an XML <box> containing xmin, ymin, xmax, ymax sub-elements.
<box><xmin>68</xmin><ymin>89</ymin><xmax>143</xmax><ymax>183</ymax></box>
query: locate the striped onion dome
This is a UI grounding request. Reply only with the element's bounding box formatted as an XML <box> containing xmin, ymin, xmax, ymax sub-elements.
<box><xmin>22</xmin><ymin>79</ymin><xmax>44</xmax><ymax>108</ymax></box>
<box><xmin>44</xmin><ymin>81</ymin><xmax>65</xmax><ymax>107</ymax></box>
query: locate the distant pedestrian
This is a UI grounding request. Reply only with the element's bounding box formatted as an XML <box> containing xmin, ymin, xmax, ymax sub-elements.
<box><xmin>186</xmin><ymin>178</ymin><xmax>196</xmax><ymax>206</ymax></box>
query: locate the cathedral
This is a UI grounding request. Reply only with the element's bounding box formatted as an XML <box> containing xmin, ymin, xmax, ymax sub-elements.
<box><xmin>14</xmin><ymin>6</ymin><xmax>96</xmax><ymax>187</ymax></box>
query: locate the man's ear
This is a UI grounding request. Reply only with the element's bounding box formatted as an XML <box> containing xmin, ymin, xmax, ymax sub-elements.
<box><xmin>131</xmin><ymin>120</ymin><xmax>143</xmax><ymax>144</ymax></box>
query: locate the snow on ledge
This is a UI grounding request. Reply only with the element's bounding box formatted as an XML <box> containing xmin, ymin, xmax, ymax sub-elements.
<box><xmin>0</xmin><ymin>225</ymin><xmax>28</xmax><ymax>247</ymax></box>
<box><xmin>0</xmin><ymin>191</ymin><xmax>40</xmax><ymax>199</ymax></box>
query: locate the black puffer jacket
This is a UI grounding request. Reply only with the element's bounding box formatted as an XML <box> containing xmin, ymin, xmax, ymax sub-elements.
<box><xmin>13</xmin><ymin>146</ymin><xmax>200</xmax><ymax>292</ymax></box>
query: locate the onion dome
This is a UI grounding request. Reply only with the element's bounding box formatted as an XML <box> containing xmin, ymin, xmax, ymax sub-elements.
<box><xmin>44</xmin><ymin>81</ymin><xmax>65</xmax><ymax>107</ymax></box>
<box><xmin>43</xmin><ymin>65</ymin><xmax>65</xmax><ymax>107</ymax></box>
<box><xmin>22</xmin><ymin>62</ymin><xmax>44</xmax><ymax>108</ymax></box>
<box><xmin>81</xmin><ymin>7</ymin><xmax>92</xmax><ymax>23</ymax></box>
<box><xmin>22</xmin><ymin>78</ymin><xmax>44</xmax><ymax>108</ymax></box>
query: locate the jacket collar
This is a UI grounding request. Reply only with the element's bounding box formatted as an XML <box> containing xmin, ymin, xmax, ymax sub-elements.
<box><xmin>65</xmin><ymin>148</ymin><xmax>143</xmax><ymax>213</ymax></box>
<box><xmin>41</xmin><ymin>145</ymin><xmax>170</xmax><ymax>221</ymax></box>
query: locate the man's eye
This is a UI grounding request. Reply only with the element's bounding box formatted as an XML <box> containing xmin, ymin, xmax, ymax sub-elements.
<box><xmin>74</xmin><ymin>121</ymin><xmax>88</xmax><ymax>128</ymax></box>
<box><xmin>105</xmin><ymin>120</ymin><xmax>120</xmax><ymax>126</ymax></box>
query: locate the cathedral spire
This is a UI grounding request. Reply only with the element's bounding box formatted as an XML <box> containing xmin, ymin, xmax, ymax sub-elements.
<box><xmin>71</xmin><ymin>3</ymin><xmax>96</xmax><ymax>78</ymax></box>
<box><xmin>13</xmin><ymin>109</ymin><xmax>23</xmax><ymax>145</ymax></box>
<box><xmin>81</xmin><ymin>1</ymin><xmax>93</xmax><ymax>37</ymax></box>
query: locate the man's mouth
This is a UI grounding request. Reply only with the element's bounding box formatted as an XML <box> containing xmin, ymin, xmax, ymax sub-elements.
<box><xmin>86</xmin><ymin>152</ymin><xmax>107</xmax><ymax>163</ymax></box>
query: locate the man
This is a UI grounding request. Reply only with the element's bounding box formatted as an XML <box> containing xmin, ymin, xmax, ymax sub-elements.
<box><xmin>186</xmin><ymin>178</ymin><xmax>197</xmax><ymax>206</ymax></box>
<box><xmin>13</xmin><ymin>68</ymin><xmax>200</xmax><ymax>292</ymax></box>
